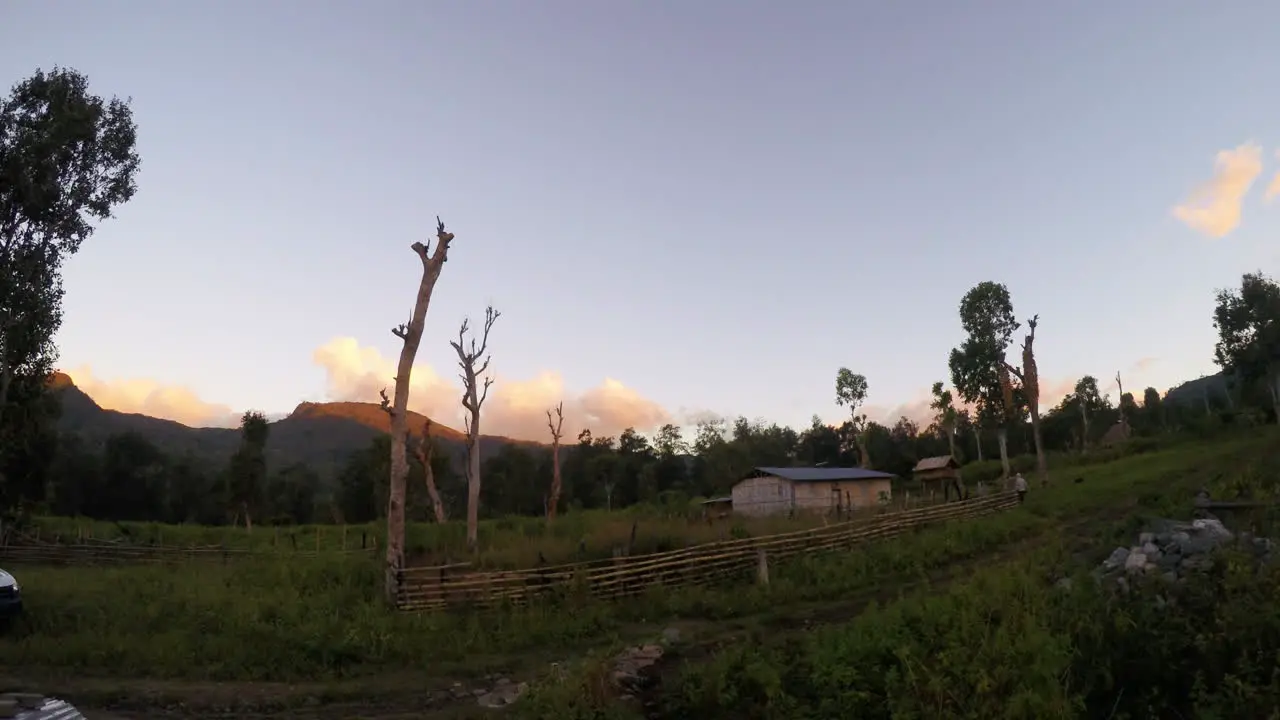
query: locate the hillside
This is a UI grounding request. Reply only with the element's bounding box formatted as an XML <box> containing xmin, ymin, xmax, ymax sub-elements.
<box><xmin>1164</xmin><ymin>372</ymin><xmax>1229</xmax><ymax>407</ymax></box>
<box><xmin>48</xmin><ymin>373</ymin><xmax>548</xmax><ymax>477</ymax></box>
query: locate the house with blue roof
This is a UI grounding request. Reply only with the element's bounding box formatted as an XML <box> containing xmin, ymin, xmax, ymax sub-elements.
<box><xmin>730</xmin><ymin>466</ymin><xmax>895</xmax><ymax>517</ymax></box>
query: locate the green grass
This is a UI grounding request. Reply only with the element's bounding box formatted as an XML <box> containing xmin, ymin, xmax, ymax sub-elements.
<box><xmin>1</xmin><ymin>430</ymin><xmax>1271</xmax><ymax>688</ymax></box>
<box><xmin>27</xmin><ymin>503</ymin><xmax>852</xmax><ymax>569</ymax></box>
<box><xmin>513</xmin><ymin>430</ymin><xmax>1280</xmax><ymax>720</ymax></box>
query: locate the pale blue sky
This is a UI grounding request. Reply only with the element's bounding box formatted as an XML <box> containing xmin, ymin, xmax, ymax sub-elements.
<box><xmin>3</xmin><ymin>1</ymin><xmax>1277</xmax><ymax>436</ymax></box>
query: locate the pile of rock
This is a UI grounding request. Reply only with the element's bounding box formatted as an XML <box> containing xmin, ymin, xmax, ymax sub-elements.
<box><xmin>1094</xmin><ymin>516</ymin><xmax>1275</xmax><ymax>590</ymax></box>
<box><xmin>611</xmin><ymin>627</ymin><xmax>682</xmax><ymax>699</ymax></box>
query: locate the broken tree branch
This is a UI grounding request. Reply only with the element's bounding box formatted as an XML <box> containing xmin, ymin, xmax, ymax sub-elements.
<box><xmin>410</xmin><ymin>418</ymin><xmax>447</xmax><ymax>523</ymax></box>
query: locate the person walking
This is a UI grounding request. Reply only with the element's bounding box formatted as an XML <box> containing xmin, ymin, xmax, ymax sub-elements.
<box><xmin>1014</xmin><ymin>473</ymin><xmax>1028</xmax><ymax>503</ymax></box>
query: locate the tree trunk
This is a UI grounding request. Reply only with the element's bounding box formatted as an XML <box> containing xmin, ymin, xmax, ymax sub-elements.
<box><xmin>996</xmin><ymin>427</ymin><xmax>1010</xmax><ymax>478</ymax></box>
<box><xmin>946</xmin><ymin>427</ymin><xmax>957</xmax><ymax>460</ymax></box>
<box><xmin>974</xmin><ymin>430</ymin><xmax>984</xmax><ymax>462</ymax></box>
<box><xmin>0</xmin><ymin>364</ymin><xmax>10</xmax><ymax>413</ymax></box>
<box><xmin>411</xmin><ymin>429</ymin><xmax>447</xmax><ymax>523</ymax></box>
<box><xmin>241</xmin><ymin>502</ymin><xmax>253</xmax><ymax>533</ymax></box>
<box><xmin>547</xmin><ymin>442</ymin><xmax>562</xmax><ymax>521</ymax></box>
<box><xmin>1078</xmin><ymin>402</ymin><xmax>1090</xmax><ymax>452</ymax></box>
<box><xmin>385</xmin><ymin>223</ymin><xmax>452</xmax><ymax>605</ymax></box>
<box><xmin>546</xmin><ymin>403</ymin><xmax>564</xmax><ymax>521</ymax></box>
<box><xmin>1029</xmin><ymin>406</ymin><xmax>1047</xmax><ymax>483</ymax></box>
<box><xmin>855</xmin><ymin>432</ymin><xmax>871</xmax><ymax>469</ymax></box>
<box><xmin>465</xmin><ymin>410</ymin><xmax>482</xmax><ymax>551</ymax></box>
<box><xmin>1270</xmin><ymin>373</ymin><xmax>1280</xmax><ymax>424</ymax></box>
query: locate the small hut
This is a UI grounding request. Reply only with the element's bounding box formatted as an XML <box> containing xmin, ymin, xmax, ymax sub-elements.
<box><xmin>912</xmin><ymin>456</ymin><xmax>964</xmax><ymax>501</ymax></box>
<box><xmin>1098</xmin><ymin>422</ymin><xmax>1131</xmax><ymax>448</ymax></box>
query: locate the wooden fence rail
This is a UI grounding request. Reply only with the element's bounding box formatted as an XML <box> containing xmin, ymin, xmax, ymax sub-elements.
<box><xmin>0</xmin><ymin>541</ymin><xmax>376</xmax><ymax>566</ymax></box>
<box><xmin>395</xmin><ymin>491</ymin><xmax>1021</xmax><ymax>611</ymax></box>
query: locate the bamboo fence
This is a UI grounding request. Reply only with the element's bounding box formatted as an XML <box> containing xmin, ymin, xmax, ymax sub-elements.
<box><xmin>0</xmin><ymin>534</ymin><xmax>376</xmax><ymax>566</ymax></box>
<box><xmin>396</xmin><ymin>491</ymin><xmax>1021</xmax><ymax>612</ymax></box>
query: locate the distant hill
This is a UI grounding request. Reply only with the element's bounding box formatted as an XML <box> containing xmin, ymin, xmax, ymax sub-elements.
<box><xmin>1163</xmin><ymin>372</ymin><xmax>1230</xmax><ymax>407</ymax></box>
<box><xmin>47</xmin><ymin>373</ymin><xmax>549</xmax><ymax>479</ymax></box>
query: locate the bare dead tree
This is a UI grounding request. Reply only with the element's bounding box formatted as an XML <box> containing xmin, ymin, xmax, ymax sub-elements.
<box><xmin>382</xmin><ymin>218</ymin><xmax>453</xmax><ymax>604</ymax></box>
<box><xmin>383</xmin><ymin>389</ymin><xmax>447</xmax><ymax>525</ymax></box>
<box><xmin>451</xmin><ymin>305</ymin><xmax>500</xmax><ymax>551</ymax></box>
<box><xmin>1002</xmin><ymin>315</ymin><xmax>1046</xmax><ymax>483</ymax></box>
<box><xmin>545</xmin><ymin>402</ymin><xmax>565</xmax><ymax>521</ymax></box>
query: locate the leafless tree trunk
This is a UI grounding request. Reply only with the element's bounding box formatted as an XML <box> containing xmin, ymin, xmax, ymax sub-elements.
<box><xmin>995</xmin><ymin>428</ymin><xmax>1011</xmax><ymax>478</ymax></box>
<box><xmin>412</xmin><ymin>417</ymin><xmax>447</xmax><ymax>523</ymax></box>
<box><xmin>1079</xmin><ymin>400</ymin><xmax>1091</xmax><ymax>452</ymax></box>
<box><xmin>1004</xmin><ymin>315</ymin><xmax>1046</xmax><ymax>483</ymax></box>
<box><xmin>974</xmin><ymin>430</ymin><xmax>984</xmax><ymax>462</ymax></box>
<box><xmin>946</xmin><ymin>426</ymin><xmax>957</xmax><ymax>460</ymax></box>
<box><xmin>382</xmin><ymin>218</ymin><xmax>453</xmax><ymax>604</ymax></box>
<box><xmin>451</xmin><ymin>305</ymin><xmax>499</xmax><ymax>552</ymax></box>
<box><xmin>1116</xmin><ymin>371</ymin><xmax>1132</xmax><ymax>427</ymax></box>
<box><xmin>545</xmin><ymin>402</ymin><xmax>565</xmax><ymax>521</ymax></box>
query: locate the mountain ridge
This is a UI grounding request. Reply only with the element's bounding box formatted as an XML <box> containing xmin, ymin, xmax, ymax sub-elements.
<box><xmin>46</xmin><ymin>372</ymin><xmax>549</xmax><ymax>478</ymax></box>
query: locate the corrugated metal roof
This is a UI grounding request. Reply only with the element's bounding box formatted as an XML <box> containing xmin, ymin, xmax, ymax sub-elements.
<box><xmin>754</xmin><ymin>466</ymin><xmax>896</xmax><ymax>482</ymax></box>
<box><xmin>912</xmin><ymin>456</ymin><xmax>958</xmax><ymax>472</ymax></box>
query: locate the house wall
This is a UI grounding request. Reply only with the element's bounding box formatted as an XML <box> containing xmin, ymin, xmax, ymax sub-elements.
<box><xmin>793</xmin><ymin>478</ymin><xmax>893</xmax><ymax>512</ymax></box>
<box><xmin>730</xmin><ymin>475</ymin><xmax>794</xmax><ymax>517</ymax></box>
<box><xmin>913</xmin><ymin>468</ymin><xmax>957</xmax><ymax>484</ymax></box>
<box><xmin>734</xmin><ymin>477</ymin><xmax>893</xmax><ymax>516</ymax></box>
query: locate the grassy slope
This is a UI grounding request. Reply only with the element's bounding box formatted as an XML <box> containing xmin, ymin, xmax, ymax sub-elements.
<box><xmin>0</xmin><ymin>429</ymin><xmax>1268</xmax><ymax>717</ymax></box>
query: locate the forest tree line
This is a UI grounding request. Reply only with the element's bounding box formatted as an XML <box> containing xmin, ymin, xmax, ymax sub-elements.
<box><xmin>4</xmin><ymin>371</ymin><xmax>1230</xmax><ymax>527</ymax></box>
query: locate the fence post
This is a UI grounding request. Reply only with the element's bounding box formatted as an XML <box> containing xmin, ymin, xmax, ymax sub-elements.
<box><xmin>756</xmin><ymin>547</ymin><xmax>769</xmax><ymax>586</ymax></box>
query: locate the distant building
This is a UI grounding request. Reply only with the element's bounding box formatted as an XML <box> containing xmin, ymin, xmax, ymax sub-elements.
<box><xmin>730</xmin><ymin>466</ymin><xmax>895</xmax><ymax>517</ymax></box>
<box><xmin>911</xmin><ymin>456</ymin><xmax>964</xmax><ymax>500</ymax></box>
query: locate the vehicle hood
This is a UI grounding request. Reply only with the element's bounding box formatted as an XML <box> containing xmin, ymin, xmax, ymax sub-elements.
<box><xmin>0</xmin><ymin>569</ymin><xmax>15</xmax><ymax>587</ymax></box>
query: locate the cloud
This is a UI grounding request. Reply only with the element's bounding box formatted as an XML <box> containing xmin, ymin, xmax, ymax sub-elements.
<box><xmin>63</xmin><ymin>365</ymin><xmax>240</xmax><ymax>428</ymax></box>
<box><xmin>1267</xmin><ymin>151</ymin><xmax>1280</xmax><ymax>202</ymax></box>
<box><xmin>863</xmin><ymin>388</ymin><xmax>936</xmax><ymax>428</ymax></box>
<box><xmin>1172</xmin><ymin>142</ymin><xmax>1264</xmax><ymax>238</ymax></box>
<box><xmin>311</xmin><ymin>337</ymin><xmax>671</xmax><ymax>442</ymax></box>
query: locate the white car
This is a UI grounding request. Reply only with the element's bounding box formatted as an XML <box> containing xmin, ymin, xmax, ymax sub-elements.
<box><xmin>0</xmin><ymin>567</ymin><xmax>21</xmax><ymax>617</ymax></box>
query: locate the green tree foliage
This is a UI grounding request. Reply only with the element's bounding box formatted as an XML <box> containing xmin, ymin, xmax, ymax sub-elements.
<box><xmin>1213</xmin><ymin>271</ymin><xmax>1280</xmax><ymax>420</ymax></box>
<box><xmin>0</xmin><ymin>67</ymin><xmax>140</xmax><ymax>510</ymax></box>
<box><xmin>948</xmin><ymin>281</ymin><xmax>1020</xmax><ymax>476</ymax></box>
<box><xmin>227</xmin><ymin>411</ymin><xmax>269</xmax><ymax>529</ymax></box>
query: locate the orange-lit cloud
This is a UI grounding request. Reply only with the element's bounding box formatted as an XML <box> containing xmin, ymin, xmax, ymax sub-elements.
<box><xmin>63</xmin><ymin>365</ymin><xmax>240</xmax><ymax>428</ymax></box>
<box><xmin>1172</xmin><ymin>142</ymin><xmax>1263</xmax><ymax>238</ymax></box>
<box><xmin>311</xmin><ymin>337</ymin><xmax>671</xmax><ymax>441</ymax></box>
<box><xmin>1267</xmin><ymin>151</ymin><xmax>1280</xmax><ymax>202</ymax></box>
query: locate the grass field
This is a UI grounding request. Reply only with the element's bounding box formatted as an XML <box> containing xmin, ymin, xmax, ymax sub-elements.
<box><xmin>0</xmin><ymin>429</ymin><xmax>1273</xmax><ymax>718</ymax></box>
<box><xmin>25</xmin><ymin>500</ymin><xmax>906</xmax><ymax>569</ymax></box>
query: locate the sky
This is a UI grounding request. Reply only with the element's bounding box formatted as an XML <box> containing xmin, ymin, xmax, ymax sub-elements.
<box><xmin>3</xmin><ymin>1</ymin><xmax>1278</xmax><ymax>441</ymax></box>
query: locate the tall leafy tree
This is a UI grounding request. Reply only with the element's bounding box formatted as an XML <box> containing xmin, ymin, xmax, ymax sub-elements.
<box><xmin>228</xmin><ymin>411</ymin><xmax>269</xmax><ymax>530</ymax></box>
<box><xmin>929</xmin><ymin>382</ymin><xmax>960</xmax><ymax>460</ymax></box>
<box><xmin>835</xmin><ymin>368</ymin><xmax>872</xmax><ymax>468</ymax></box>
<box><xmin>949</xmin><ymin>282</ymin><xmax>1020</xmax><ymax>477</ymax></box>
<box><xmin>1213</xmin><ymin>271</ymin><xmax>1280</xmax><ymax>421</ymax></box>
<box><xmin>0</xmin><ymin>67</ymin><xmax>139</xmax><ymax>508</ymax></box>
